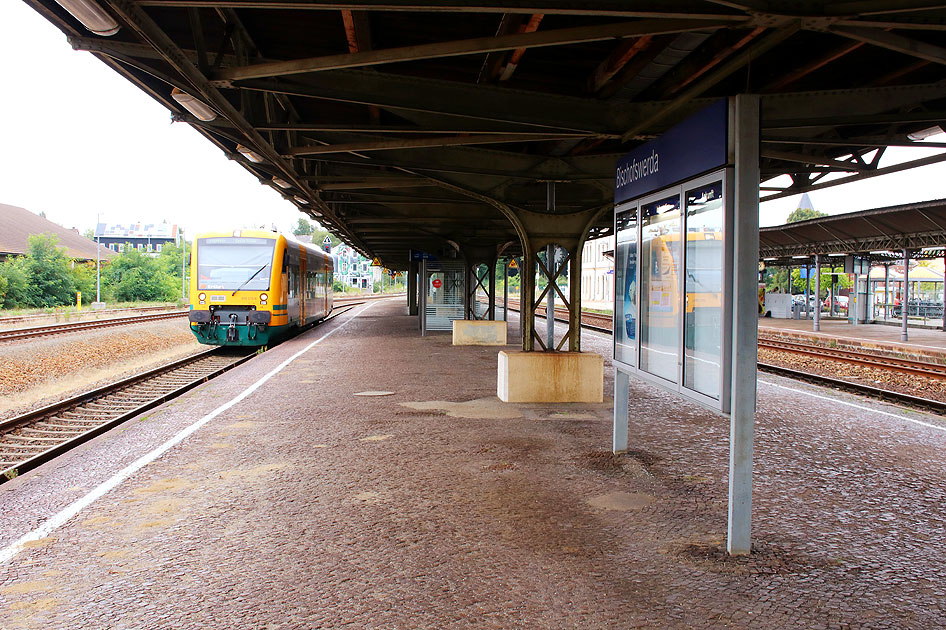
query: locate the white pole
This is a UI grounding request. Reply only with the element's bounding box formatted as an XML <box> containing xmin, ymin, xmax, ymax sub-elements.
<box><xmin>728</xmin><ymin>94</ymin><xmax>760</xmax><ymax>556</ymax></box>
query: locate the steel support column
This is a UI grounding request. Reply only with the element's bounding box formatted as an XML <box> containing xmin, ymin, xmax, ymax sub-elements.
<box><xmin>545</xmin><ymin>243</ymin><xmax>555</xmax><ymax>350</ymax></box>
<box><xmin>804</xmin><ymin>264</ymin><xmax>810</xmax><ymax>319</ymax></box>
<box><xmin>612</xmin><ymin>368</ymin><xmax>630</xmax><ymax>454</ymax></box>
<box><xmin>814</xmin><ymin>254</ymin><xmax>821</xmax><ymax>331</ymax></box>
<box><xmin>520</xmin><ymin>255</ymin><xmax>534</xmax><ymax>349</ymax></box>
<box><xmin>488</xmin><ymin>258</ymin><xmax>497</xmax><ymax>320</ymax></box>
<box><xmin>728</xmin><ymin>94</ymin><xmax>760</xmax><ymax>557</ymax></box>
<box><xmin>503</xmin><ymin>259</ymin><xmax>509</xmax><ymax>323</ymax></box>
<box><xmin>408</xmin><ymin>259</ymin><xmax>419</xmax><ymax>316</ymax></box>
<box><xmin>902</xmin><ymin>248</ymin><xmax>910</xmax><ymax>342</ymax></box>
<box><xmin>569</xmin><ymin>244</ymin><xmax>582</xmax><ymax>352</ymax></box>
<box><xmin>464</xmin><ymin>260</ymin><xmax>473</xmax><ymax>320</ymax></box>
<box><xmin>885</xmin><ymin>263</ymin><xmax>890</xmax><ymax>321</ymax></box>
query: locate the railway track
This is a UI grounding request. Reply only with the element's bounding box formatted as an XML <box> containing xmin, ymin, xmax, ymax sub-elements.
<box><xmin>0</xmin><ymin>300</ymin><xmax>368</xmax><ymax>483</ymax></box>
<box><xmin>501</xmin><ymin>297</ymin><xmax>946</xmax><ymax>413</ymax></box>
<box><xmin>0</xmin><ymin>304</ymin><xmax>180</xmax><ymax>327</ymax></box>
<box><xmin>0</xmin><ymin>311</ymin><xmax>188</xmax><ymax>342</ymax></box>
<box><xmin>756</xmin><ymin>363</ymin><xmax>946</xmax><ymax>414</ymax></box>
<box><xmin>0</xmin><ymin>348</ymin><xmax>253</xmax><ymax>484</ymax></box>
<box><xmin>757</xmin><ymin>337</ymin><xmax>946</xmax><ymax>379</ymax></box>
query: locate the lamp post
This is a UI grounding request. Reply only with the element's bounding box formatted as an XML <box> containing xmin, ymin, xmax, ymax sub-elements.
<box><xmin>96</xmin><ymin>213</ymin><xmax>101</xmax><ymax>303</ymax></box>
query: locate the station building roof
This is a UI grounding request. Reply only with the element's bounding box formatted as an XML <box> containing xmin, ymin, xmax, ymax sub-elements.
<box><xmin>22</xmin><ymin>1</ymin><xmax>946</xmax><ymax>269</ymax></box>
<box><xmin>0</xmin><ymin>203</ymin><xmax>116</xmax><ymax>262</ymax></box>
<box><xmin>759</xmin><ymin>198</ymin><xmax>946</xmax><ymax>265</ymax></box>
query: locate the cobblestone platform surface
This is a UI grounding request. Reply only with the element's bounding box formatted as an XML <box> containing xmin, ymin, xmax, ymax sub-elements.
<box><xmin>1</xmin><ymin>299</ymin><xmax>945</xmax><ymax>629</ymax></box>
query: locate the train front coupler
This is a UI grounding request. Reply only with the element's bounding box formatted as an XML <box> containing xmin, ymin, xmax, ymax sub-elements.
<box><xmin>226</xmin><ymin>313</ymin><xmax>240</xmax><ymax>342</ymax></box>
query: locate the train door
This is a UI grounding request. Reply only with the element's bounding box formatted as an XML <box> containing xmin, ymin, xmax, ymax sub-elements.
<box><xmin>300</xmin><ymin>250</ymin><xmax>307</xmax><ymax>324</ymax></box>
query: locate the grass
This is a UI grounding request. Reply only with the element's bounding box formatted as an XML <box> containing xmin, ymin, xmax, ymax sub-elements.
<box><xmin>0</xmin><ymin>300</ymin><xmax>181</xmax><ymax>319</ymax></box>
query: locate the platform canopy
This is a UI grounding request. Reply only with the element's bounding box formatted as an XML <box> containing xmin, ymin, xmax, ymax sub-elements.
<box><xmin>25</xmin><ymin>0</ymin><xmax>946</xmax><ymax>268</ymax></box>
<box><xmin>760</xmin><ymin>198</ymin><xmax>946</xmax><ymax>264</ymax></box>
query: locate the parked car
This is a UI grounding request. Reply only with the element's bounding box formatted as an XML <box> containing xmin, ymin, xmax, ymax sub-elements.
<box><xmin>823</xmin><ymin>295</ymin><xmax>849</xmax><ymax>314</ymax></box>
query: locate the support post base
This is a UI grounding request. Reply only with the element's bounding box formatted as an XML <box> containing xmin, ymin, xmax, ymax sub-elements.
<box><xmin>498</xmin><ymin>351</ymin><xmax>603</xmax><ymax>403</ymax></box>
<box><xmin>453</xmin><ymin>320</ymin><xmax>507</xmax><ymax>346</ymax></box>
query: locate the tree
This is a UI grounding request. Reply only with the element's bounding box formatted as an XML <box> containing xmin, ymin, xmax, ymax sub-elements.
<box><xmin>293</xmin><ymin>217</ymin><xmax>314</xmax><ymax>236</ymax></box>
<box><xmin>0</xmin><ymin>257</ymin><xmax>28</xmax><ymax>309</ymax></box>
<box><xmin>104</xmin><ymin>247</ymin><xmax>177</xmax><ymax>302</ymax></box>
<box><xmin>766</xmin><ymin>265</ymin><xmax>850</xmax><ymax>296</ymax></box>
<box><xmin>21</xmin><ymin>234</ymin><xmax>77</xmax><ymax>307</ymax></box>
<box><xmin>786</xmin><ymin>207</ymin><xmax>827</xmax><ymax>223</ymax></box>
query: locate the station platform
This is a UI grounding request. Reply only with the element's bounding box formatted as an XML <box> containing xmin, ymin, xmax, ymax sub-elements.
<box><xmin>2</xmin><ymin>298</ymin><xmax>945</xmax><ymax>628</ymax></box>
<box><xmin>760</xmin><ymin>316</ymin><xmax>946</xmax><ymax>361</ymax></box>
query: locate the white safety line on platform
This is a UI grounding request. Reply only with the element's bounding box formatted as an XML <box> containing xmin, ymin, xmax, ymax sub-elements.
<box><xmin>760</xmin><ymin>379</ymin><xmax>946</xmax><ymax>433</ymax></box>
<box><xmin>0</xmin><ymin>301</ymin><xmax>376</xmax><ymax>566</ymax></box>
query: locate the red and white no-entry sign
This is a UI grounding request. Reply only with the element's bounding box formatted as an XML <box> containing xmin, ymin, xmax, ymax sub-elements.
<box><xmin>432</xmin><ymin>278</ymin><xmax>442</xmax><ymax>288</ymax></box>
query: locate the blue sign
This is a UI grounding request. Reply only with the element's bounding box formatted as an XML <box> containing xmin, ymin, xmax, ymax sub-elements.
<box><xmin>614</xmin><ymin>99</ymin><xmax>728</xmax><ymax>205</ymax></box>
<box><xmin>410</xmin><ymin>250</ymin><xmax>438</xmax><ymax>262</ymax></box>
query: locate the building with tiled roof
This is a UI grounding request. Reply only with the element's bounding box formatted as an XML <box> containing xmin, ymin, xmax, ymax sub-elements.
<box><xmin>0</xmin><ymin>203</ymin><xmax>115</xmax><ymax>262</ymax></box>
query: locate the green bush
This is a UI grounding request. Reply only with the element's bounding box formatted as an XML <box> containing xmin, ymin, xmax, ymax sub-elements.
<box><xmin>72</xmin><ymin>262</ymin><xmax>97</xmax><ymax>304</ymax></box>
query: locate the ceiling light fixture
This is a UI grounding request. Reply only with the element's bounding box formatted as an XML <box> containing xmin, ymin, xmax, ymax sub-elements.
<box><xmin>236</xmin><ymin>144</ymin><xmax>264</xmax><ymax>163</ymax></box>
<box><xmin>54</xmin><ymin>0</ymin><xmax>120</xmax><ymax>36</ymax></box>
<box><xmin>907</xmin><ymin>126</ymin><xmax>944</xmax><ymax>141</ymax></box>
<box><xmin>171</xmin><ymin>87</ymin><xmax>217</xmax><ymax>122</ymax></box>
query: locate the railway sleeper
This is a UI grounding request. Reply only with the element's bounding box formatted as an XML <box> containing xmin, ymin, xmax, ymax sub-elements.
<box><xmin>41</xmin><ymin>418</ymin><xmax>100</xmax><ymax>427</ymax></box>
<box><xmin>106</xmin><ymin>392</ymin><xmax>158</xmax><ymax>400</ymax></box>
<box><xmin>19</xmin><ymin>428</ymin><xmax>84</xmax><ymax>437</ymax></box>
<box><xmin>0</xmin><ymin>443</ymin><xmax>51</xmax><ymax>451</ymax></box>
<box><xmin>61</xmin><ymin>411</ymin><xmax>118</xmax><ymax>421</ymax></box>
<box><xmin>99</xmin><ymin>400</ymin><xmax>155</xmax><ymax>408</ymax></box>
<box><xmin>84</xmin><ymin>401</ymin><xmax>143</xmax><ymax>411</ymax></box>
<box><xmin>153</xmin><ymin>376</ymin><xmax>201</xmax><ymax>384</ymax></box>
<box><xmin>4</xmin><ymin>434</ymin><xmax>70</xmax><ymax>443</ymax></box>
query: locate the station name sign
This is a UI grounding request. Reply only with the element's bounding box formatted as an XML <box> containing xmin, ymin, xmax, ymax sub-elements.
<box><xmin>614</xmin><ymin>99</ymin><xmax>728</xmax><ymax>204</ymax></box>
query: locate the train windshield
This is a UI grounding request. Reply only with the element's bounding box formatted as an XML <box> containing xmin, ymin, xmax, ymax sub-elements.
<box><xmin>197</xmin><ymin>237</ymin><xmax>275</xmax><ymax>291</ymax></box>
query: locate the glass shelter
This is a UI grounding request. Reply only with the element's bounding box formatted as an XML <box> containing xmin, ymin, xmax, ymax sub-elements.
<box><xmin>613</xmin><ymin>172</ymin><xmax>732</xmax><ymax>412</ymax></box>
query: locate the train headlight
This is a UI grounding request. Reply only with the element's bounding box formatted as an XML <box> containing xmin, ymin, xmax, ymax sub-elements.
<box><xmin>198</xmin><ymin>293</ymin><xmax>206</xmax><ymax>301</ymax></box>
<box><xmin>260</xmin><ymin>293</ymin><xmax>268</xmax><ymax>303</ymax></box>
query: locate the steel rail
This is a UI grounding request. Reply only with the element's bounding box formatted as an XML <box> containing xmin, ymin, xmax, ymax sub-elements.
<box><xmin>499</xmin><ymin>297</ymin><xmax>946</xmax><ymax>412</ymax></box>
<box><xmin>0</xmin><ymin>348</ymin><xmax>254</xmax><ymax>484</ymax></box>
<box><xmin>757</xmin><ymin>363</ymin><xmax>946</xmax><ymax>415</ymax></box>
<box><xmin>0</xmin><ymin>311</ymin><xmax>188</xmax><ymax>342</ymax></box>
<box><xmin>758</xmin><ymin>337</ymin><xmax>946</xmax><ymax>379</ymax></box>
<box><xmin>0</xmin><ymin>305</ymin><xmax>181</xmax><ymax>326</ymax></box>
<box><xmin>0</xmin><ymin>300</ymin><xmax>371</xmax><ymax>483</ymax></box>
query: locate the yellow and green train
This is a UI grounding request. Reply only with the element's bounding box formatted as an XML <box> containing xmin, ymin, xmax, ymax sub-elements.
<box><xmin>187</xmin><ymin>230</ymin><xmax>333</xmax><ymax>346</ymax></box>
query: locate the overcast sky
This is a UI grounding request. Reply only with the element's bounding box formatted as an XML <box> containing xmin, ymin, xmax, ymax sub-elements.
<box><xmin>2</xmin><ymin>1</ymin><xmax>944</xmax><ymax>240</ymax></box>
